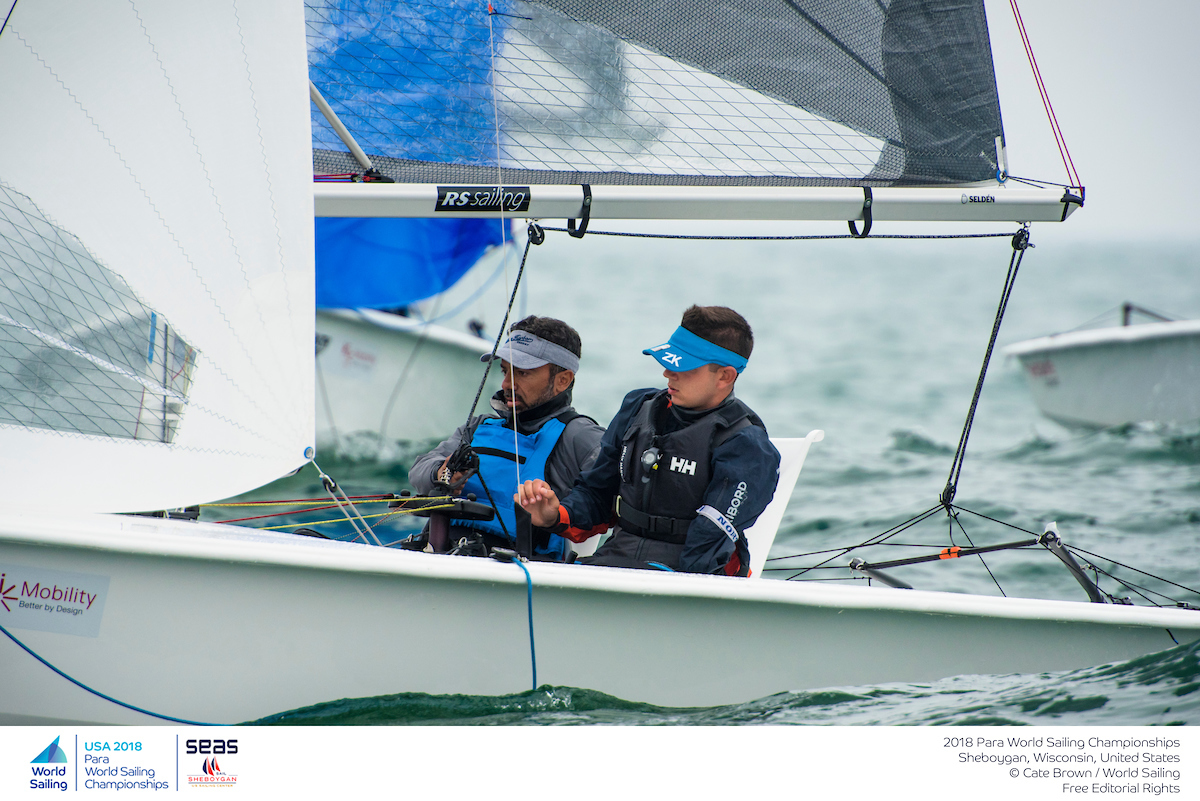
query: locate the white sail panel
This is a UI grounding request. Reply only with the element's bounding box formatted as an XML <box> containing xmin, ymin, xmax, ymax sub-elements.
<box><xmin>496</xmin><ymin>32</ymin><xmax>885</xmax><ymax>179</ymax></box>
<box><xmin>0</xmin><ymin>0</ymin><xmax>314</xmax><ymax>512</ymax></box>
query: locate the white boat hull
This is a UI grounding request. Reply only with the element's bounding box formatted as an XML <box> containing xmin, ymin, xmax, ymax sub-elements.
<box><xmin>3</xmin><ymin>512</ymin><xmax>1197</xmax><ymax>725</ymax></box>
<box><xmin>1005</xmin><ymin>320</ymin><xmax>1200</xmax><ymax>428</ymax></box>
<box><xmin>315</xmin><ymin>309</ymin><xmax>499</xmax><ymax>446</ymax></box>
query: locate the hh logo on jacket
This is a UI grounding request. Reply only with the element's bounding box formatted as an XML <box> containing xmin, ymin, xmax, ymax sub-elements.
<box><xmin>669</xmin><ymin>458</ymin><xmax>696</xmax><ymax>475</ymax></box>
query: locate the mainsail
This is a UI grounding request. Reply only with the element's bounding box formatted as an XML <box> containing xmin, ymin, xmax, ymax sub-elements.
<box><xmin>309</xmin><ymin>0</ymin><xmax>1002</xmax><ymax>186</ymax></box>
<box><xmin>308</xmin><ymin>0</ymin><xmax>1075</xmax><ymax>222</ymax></box>
<box><xmin>0</xmin><ymin>0</ymin><xmax>313</xmax><ymax>512</ymax></box>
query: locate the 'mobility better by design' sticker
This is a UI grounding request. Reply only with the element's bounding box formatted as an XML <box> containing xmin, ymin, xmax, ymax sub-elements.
<box><xmin>0</xmin><ymin>563</ymin><xmax>109</xmax><ymax>637</ymax></box>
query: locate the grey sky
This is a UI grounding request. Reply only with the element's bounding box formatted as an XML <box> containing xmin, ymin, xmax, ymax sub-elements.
<box><xmin>987</xmin><ymin>0</ymin><xmax>1199</xmax><ymax>243</ymax></box>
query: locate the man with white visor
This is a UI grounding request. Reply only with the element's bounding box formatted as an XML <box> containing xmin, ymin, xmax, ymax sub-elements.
<box><xmin>517</xmin><ymin>305</ymin><xmax>781</xmax><ymax>576</ymax></box>
<box><xmin>410</xmin><ymin>316</ymin><xmax>604</xmax><ymax>560</ymax></box>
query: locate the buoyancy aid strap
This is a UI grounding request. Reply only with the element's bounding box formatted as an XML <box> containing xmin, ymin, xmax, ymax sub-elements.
<box><xmin>614</xmin><ymin>496</ymin><xmax>691</xmax><ymax>544</ymax></box>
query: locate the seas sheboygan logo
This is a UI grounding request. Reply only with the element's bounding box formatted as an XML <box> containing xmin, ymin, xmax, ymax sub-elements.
<box><xmin>30</xmin><ymin>736</ymin><xmax>68</xmax><ymax>791</ymax></box>
<box><xmin>185</xmin><ymin>739</ymin><xmax>238</xmax><ymax>788</ymax></box>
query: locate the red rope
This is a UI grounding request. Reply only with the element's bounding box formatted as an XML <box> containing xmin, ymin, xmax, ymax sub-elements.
<box><xmin>1010</xmin><ymin>0</ymin><xmax>1081</xmax><ymax>188</ymax></box>
<box><xmin>216</xmin><ymin>494</ymin><xmax>396</xmax><ymax>505</ymax></box>
<box><xmin>218</xmin><ymin>505</ymin><xmax>342</xmax><ymax>524</ymax></box>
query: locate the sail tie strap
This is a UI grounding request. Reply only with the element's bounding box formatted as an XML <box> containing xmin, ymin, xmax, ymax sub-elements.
<box><xmin>848</xmin><ymin>187</ymin><xmax>873</xmax><ymax>238</ymax></box>
<box><xmin>567</xmin><ymin>184</ymin><xmax>592</xmax><ymax>239</ymax></box>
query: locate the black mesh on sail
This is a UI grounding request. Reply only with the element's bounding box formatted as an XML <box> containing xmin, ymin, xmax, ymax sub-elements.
<box><xmin>307</xmin><ymin>0</ymin><xmax>1004</xmax><ymax>187</ymax></box>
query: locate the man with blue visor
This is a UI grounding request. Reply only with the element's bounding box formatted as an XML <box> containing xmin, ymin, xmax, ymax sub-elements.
<box><xmin>517</xmin><ymin>305</ymin><xmax>781</xmax><ymax>576</ymax></box>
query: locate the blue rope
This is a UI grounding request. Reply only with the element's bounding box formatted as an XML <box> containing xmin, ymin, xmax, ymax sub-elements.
<box><xmin>510</xmin><ymin>558</ymin><xmax>538</xmax><ymax>690</ymax></box>
<box><xmin>0</xmin><ymin>620</ymin><xmax>222</xmax><ymax>726</ymax></box>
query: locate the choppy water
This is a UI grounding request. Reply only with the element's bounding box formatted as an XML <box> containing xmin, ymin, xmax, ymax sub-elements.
<box><xmin>226</xmin><ymin>233</ymin><xmax>1200</xmax><ymax>725</ymax></box>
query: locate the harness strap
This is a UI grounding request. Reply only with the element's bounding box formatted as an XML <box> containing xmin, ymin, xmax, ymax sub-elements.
<box><xmin>614</xmin><ymin>496</ymin><xmax>692</xmax><ymax>544</ymax></box>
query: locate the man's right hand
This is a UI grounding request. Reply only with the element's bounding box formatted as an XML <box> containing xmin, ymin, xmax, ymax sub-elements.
<box><xmin>436</xmin><ymin>453</ymin><xmax>475</xmax><ymax>492</ymax></box>
<box><xmin>515</xmin><ymin>479</ymin><xmax>560</xmax><ymax>528</ymax></box>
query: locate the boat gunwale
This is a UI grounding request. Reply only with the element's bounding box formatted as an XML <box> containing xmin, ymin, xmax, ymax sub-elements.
<box><xmin>2</xmin><ymin>511</ymin><xmax>1198</xmax><ymax>632</ymax></box>
<box><xmin>1003</xmin><ymin>319</ymin><xmax>1200</xmax><ymax>358</ymax></box>
<box><xmin>317</xmin><ymin>308</ymin><xmax>493</xmax><ymax>352</ymax></box>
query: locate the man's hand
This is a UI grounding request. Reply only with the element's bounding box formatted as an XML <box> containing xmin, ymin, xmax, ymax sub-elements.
<box><xmin>436</xmin><ymin>453</ymin><xmax>475</xmax><ymax>492</ymax></box>
<box><xmin>515</xmin><ymin>479</ymin><xmax>560</xmax><ymax>528</ymax></box>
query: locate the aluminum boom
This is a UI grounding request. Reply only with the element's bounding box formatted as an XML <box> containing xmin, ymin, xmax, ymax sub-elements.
<box><xmin>313</xmin><ymin>183</ymin><xmax>1081</xmax><ymax>223</ymax></box>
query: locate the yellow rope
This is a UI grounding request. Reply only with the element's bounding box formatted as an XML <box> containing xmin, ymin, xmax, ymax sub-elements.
<box><xmin>202</xmin><ymin>496</ymin><xmax>455</xmax><ymax>508</ymax></box>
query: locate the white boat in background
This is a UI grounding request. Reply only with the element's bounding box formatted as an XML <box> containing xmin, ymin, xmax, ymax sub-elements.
<box><xmin>2</xmin><ymin>0</ymin><xmax>1196</xmax><ymax>727</ymax></box>
<box><xmin>1005</xmin><ymin>304</ymin><xmax>1200</xmax><ymax>428</ymax></box>
<box><xmin>315</xmin><ymin>308</ymin><xmax>497</xmax><ymax>447</ymax></box>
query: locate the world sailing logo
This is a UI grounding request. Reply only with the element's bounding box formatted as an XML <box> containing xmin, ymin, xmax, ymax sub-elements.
<box><xmin>32</xmin><ymin>736</ymin><xmax>69</xmax><ymax>764</ymax></box>
<box><xmin>30</xmin><ymin>737</ymin><xmax>69</xmax><ymax>792</ymax></box>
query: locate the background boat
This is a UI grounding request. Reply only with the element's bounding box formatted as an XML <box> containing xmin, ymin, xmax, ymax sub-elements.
<box><xmin>312</xmin><ymin>216</ymin><xmax>513</xmax><ymax>449</ymax></box>
<box><xmin>1004</xmin><ymin>304</ymin><xmax>1200</xmax><ymax>429</ymax></box>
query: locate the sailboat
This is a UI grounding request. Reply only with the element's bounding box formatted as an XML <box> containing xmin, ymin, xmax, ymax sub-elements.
<box><xmin>2</xmin><ymin>0</ymin><xmax>1197</xmax><ymax>726</ymax></box>
<box><xmin>1004</xmin><ymin>303</ymin><xmax>1200</xmax><ymax>428</ymax></box>
<box><xmin>312</xmin><ymin>216</ymin><xmax>506</xmax><ymax>448</ymax></box>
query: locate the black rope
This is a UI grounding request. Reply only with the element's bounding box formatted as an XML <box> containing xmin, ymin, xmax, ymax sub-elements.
<box><xmin>949</xmin><ymin>509</ymin><xmax>1006</xmax><ymax>596</ymax></box>
<box><xmin>951</xmin><ymin>505</ymin><xmax>1039</xmax><ymax>536</ymax></box>
<box><xmin>940</xmin><ymin>226</ymin><xmax>1032</xmax><ymax>511</ymax></box>
<box><xmin>1067</xmin><ymin>545</ymin><xmax>1200</xmax><ymax>599</ymax></box>
<box><xmin>766</xmin><ymin>503</ymin><xmax>1039</xmax><ymax>567</ymax></box>
<box><xmin>472</xmin><ymin>465</ymin><xmax>511</xmax><ymax>541</ymax></box>
<box><xmin>450</xmin><ymin>224</ymin><xmax>542</xmax><ymax>536</ymax></box>
<box><xmin>775</xmin><ymin>504</ymin><xmax>943</xmax><ymax>579</ymax></box>
<box><xmin>1085</xmin><ymin>565</ymin><xmax>1164</xmax><ymax>607</ymax></box>
<box><xmin>462</xmin><ymin>228</ymin><xmax>538</xmax><ymax>429</ymax></box>
<box><xmin>538</xmin><ymin>226</ymin><xmax>1015</xmax><ymax>242</ymax></box>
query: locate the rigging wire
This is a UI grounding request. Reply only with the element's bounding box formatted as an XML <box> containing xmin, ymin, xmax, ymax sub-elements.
<box><xmin>1010</xmin><ymin>0</ymin><xmax>1082</xmax><ymax>189</ymax></box>
<box><xmin>486</xmin><ymin>0</ymin><xmax>522</xmax><ymax>492</ymax></box>
<box><xmin>765</xmin><ymin>501</ymin><xmax>1200</xmax><ymax>607</ymax></box>
<box><xmin>312</xmin><ymin>460</ymin><xmax>382</xmax><ymax>546</ymax></box>
<box><xmin>378</xmin><ymin>292</ymin><xmax>446</xmax><ymax>440</ymax></box>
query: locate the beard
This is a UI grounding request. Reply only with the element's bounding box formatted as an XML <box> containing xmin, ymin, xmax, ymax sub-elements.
<box><xmin>505</xmin><ymin>376</ymin><xmax>561</xmax><ymax>414</ymax></box>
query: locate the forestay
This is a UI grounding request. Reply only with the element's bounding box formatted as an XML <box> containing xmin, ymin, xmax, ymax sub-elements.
<box><xmin>0</xmin><ymin>1</ymin><xmax>314</xmax><ymax>513</ymax></box>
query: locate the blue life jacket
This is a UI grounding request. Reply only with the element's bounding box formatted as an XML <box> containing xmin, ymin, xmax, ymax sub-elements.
<box><xmin>459</xmin><ymin>415</ymin><xmax>569</xmax><ymax>559</ymax></box>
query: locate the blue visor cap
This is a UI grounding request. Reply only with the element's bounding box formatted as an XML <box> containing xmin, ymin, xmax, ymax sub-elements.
<box><xmin>643</xmin><ymin>326</ymin><xmax>748</xmax><ymax>373</ymax></box>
